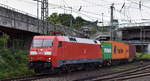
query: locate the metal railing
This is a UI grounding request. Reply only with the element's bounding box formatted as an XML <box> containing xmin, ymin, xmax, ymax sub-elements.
<box><xmin>100</xmin><ymin>22</ymin><xmax>150</xmax><ymax>28</ymax></box>
<box><xmin>119</xmin><ymin>22</ymin><xmax>150</xmax><ymax>28</ymax></box>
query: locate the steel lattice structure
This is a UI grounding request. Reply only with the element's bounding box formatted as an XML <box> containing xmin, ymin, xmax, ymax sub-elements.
<box><xmin>41</xmin><ymin>0</ymin><xmax>49</xmax><ymax>34</ymax></box>
<box><xmin>41</xmin><ymin>0</ymin><xmax>48</xmax><ymax>21</ymax></box>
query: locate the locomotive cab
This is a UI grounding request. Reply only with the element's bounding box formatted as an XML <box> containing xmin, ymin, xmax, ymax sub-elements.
<box><xmin>28</xmin><ymin>36</ymin><xmax>57</xmax><ymax>72</ymax></box>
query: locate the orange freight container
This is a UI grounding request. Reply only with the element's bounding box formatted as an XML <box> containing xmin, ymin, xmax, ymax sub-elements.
<box><xmin>102</xmin><ymin>41</ymin><xmax>130</xmax><ymax>60</ymax></box>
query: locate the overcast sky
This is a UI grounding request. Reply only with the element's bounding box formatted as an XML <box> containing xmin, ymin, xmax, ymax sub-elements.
<box><xmin>0</xmin><ymin>0</ymin><xmax>150</xmax><ymax>24</ymax></box>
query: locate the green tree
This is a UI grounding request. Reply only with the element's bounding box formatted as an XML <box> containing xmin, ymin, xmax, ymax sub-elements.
<box><xmin>58</xmin><ymin>14</ymin><xmax>75</xmax><ymax>27</ymax></box>
<box><xmin>73</xmin><ymin>16</ymin><xmax>92</xmax><ymax>28</ymax></box>
<box><xmin>48</xmin><ymin>13</ymin><xmax>97</xmax><ymax>29</ymax></box>
<box><xmin>47</xmin><ymin>13</ymin><xmax>60</xmax><ymax>24</ymax></box>
<box><xmin>0</xmin><ymin>33</ymin><xmax>9</xmax><ymax>48</ymax></box>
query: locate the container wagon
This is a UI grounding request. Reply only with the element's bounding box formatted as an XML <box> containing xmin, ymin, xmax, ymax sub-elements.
<box><xmin>101</xmin><ymin>41</ymin><xmax>136</xmax><ymax>65</ymax></box>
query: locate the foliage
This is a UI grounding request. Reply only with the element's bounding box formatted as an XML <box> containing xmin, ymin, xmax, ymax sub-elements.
<box><xmin>0</xmin><ymin>33</ymin><xmax>34</xmax><ymax>79</ymax></box>
<box><xmin>58</xmin><ymin>14</ymin><xmax>75</xmax><ymax>27</ymax></box>
<box><xmin>90</xmin><ymin>28</ymin><xmax>97</xmax><ymax>34</ymax></box>
<box><xmin>48</xmin><ymin>13</ymin><xmax>96</xmax><ymax>28</ymax></box>
<box><xmin>0</xmin><ymin>49</ymin><xmax>34</xmax><ymax>79</ymax></box>
<box><xmin>136</xmin><ymin>53</ymin><xmax>150</xmax><ymax>59</ymax></box>
<box><xmin>47</xmin><ymin>13</ymin><xmax>60</xmax><ymax>24</ymax></box>
<box><xmin>73</xmin><ymin>16</ymin><xmax>91</xmax><ymax>28</ymax></box>
<box><xmin>0</xmin><ymin>33</ymin><xmax>9</xmax><ymax>48</ymax></box>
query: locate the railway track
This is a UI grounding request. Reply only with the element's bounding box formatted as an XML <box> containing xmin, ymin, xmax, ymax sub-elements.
<box><xmin>108</xmin><ymin>72</ymin><xmax>150</xmax><ymax>81</ymax></box>
<box><xmin>74</xmin><ymin>62</ymin><xmax>150</xmax><ymax>81</ymax></box>
<box><xmin>1</xmin><ymin>61</ymin><xmax>150</xmax><ymax>81</ymax></box>
<box><xmin>0</xmin><ymin>74</ymin><xmax>55</xmax><ymax>81</ymax></box>
<box><xmin>1</xmin><ymin>75</ymin><xmax>42</xmax><ymax>81</ymax></box>
<box><xmin>86</xmin><ymin>68</ymin><xmax>150</xmax><ymax>81</ymax></box>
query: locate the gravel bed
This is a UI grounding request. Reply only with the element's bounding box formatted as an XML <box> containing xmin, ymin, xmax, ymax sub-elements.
<box><xmin>35</xmin><ymin>61</ymin><xmax>150</xmax><ymax>81</ymax></box>
<box><xmin>124</xmin><ymin>76</ymin><xmax>150</xmax><ymax>81</ymax></box>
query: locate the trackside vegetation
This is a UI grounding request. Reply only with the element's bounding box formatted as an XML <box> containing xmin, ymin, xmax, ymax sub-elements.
<box><xmin>0</xmin><ymin>34</ymin><xmax>34</xmax><ymax>79</ymax></box>
<box><xmin>136</xmin><ymin>53</ymin><xmax>150</xmax><ymax>59</ymax></box>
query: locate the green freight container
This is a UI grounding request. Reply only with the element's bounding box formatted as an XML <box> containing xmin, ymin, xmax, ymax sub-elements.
<box><xmin>101</xmin><ymin>42</ymin><xmax>112</xmax><ymax>60</ymax></box>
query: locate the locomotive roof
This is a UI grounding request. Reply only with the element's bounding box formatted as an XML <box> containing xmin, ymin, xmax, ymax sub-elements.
<box><xmin>63</xmin><ymin>36</ymin><xmax>96</xmax><ymax>44</ymax></box>
<box><xmin>34</xmin><ymin>36</ymin><xmax>98</xmax><ymax>45</ymax></box>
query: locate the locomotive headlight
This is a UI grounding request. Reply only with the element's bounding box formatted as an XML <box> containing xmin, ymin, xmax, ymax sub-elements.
<box><xmin>44</xmin><ymin>51</ymin><xmax>52</xmax><ymax>55</ymax></box>
<box><xmin>48</xmin><ymin>58</ymin><xmax>51</xmax><ymax>60</ymax></box>
<box><xmin>30</xmin><ymin>51</ymin><xmax>37</xmax><ymax>55</ymax></box>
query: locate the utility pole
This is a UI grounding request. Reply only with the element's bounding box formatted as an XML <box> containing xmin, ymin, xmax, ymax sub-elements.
<box><xmin>69</xmin><ymin>7</ymin><xmax>72</xmax><ymax>27</ymax></box>
<box><xmin>33</xmin><ymin>0</ymin><xmax>49</xmax><ymax>34</ymax></box>
<box><xmin>102</xmin><ymin>13</ymin><xmax>104</xmax><ymax>32</ymax></box>
<box><xmin>41</xmin><ymin>0</ymin><xmax>49</xmax><ymax>21</ymax></box>
<box><xmin>37</xmin><ymin>0</ymin><xmax>39</xmax><ymax>33</ymax></box>
<box><xmin>41</xmin><ymin>0</ymin><xmax>49</xmax><ymax>34</ymax></box>
<box><xmin>110</xmin><ymin>3</ymin><xmax>114</xmax><ymax>40</ymax></box>
<box><xmin>102</xmin><ymin>13</ymin><xmax>104</xmax><ymax>27</ymax></box>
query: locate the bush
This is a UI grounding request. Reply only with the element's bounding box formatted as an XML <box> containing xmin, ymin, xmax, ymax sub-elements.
<box><xmin>136</xmin><ymin>53</ymin><xmax>150</xmax><ymax>59</ymax></box>
<box><xmin>0</xmin><ymin>48</ymin><xmax>34</xmax><ymax>79</ymax></box>
<box><xmin>0</xmin><ymin>33</ymin><xmax>34</xmax><ymax>79</ymax></box>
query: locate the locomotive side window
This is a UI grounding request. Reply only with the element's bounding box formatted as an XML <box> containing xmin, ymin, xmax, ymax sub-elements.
<box><xmin>32</xmin><ymin>39</ymin><xmax>53</xmax><ymax>47</ymax></box>
<box><xmin>58</xmin><ymin>41</ymin><xmax>62</xmax><ymax>48</ymax></box>
<box><xmin>94</xmin><ymin>41</ymin><xmax>97</xmax><ymax>44</ymax></box>
<box><xmin>69</xmin><ymin>37</ymin><xmax>76</xmax><ymax>41</ymax></box>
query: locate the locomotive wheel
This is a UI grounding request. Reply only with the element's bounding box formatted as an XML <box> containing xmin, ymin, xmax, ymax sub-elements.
<box><xmin>34</xmin><ymin>68</ymin><xmax>43</xmax><ymax>73</ymax></box>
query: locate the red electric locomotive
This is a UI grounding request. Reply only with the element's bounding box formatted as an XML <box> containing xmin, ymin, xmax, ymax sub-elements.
<box><xmin>28</xmin><ymin>36</ymin><xmax>102</xmax><ymax>73</ymax></box>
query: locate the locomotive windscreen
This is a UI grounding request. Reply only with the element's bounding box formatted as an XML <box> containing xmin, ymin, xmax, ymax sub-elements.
<box><xmin>32</xmin><ymin>39</ymin><xmax>53</xmax><ymax>47</ymax></box>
